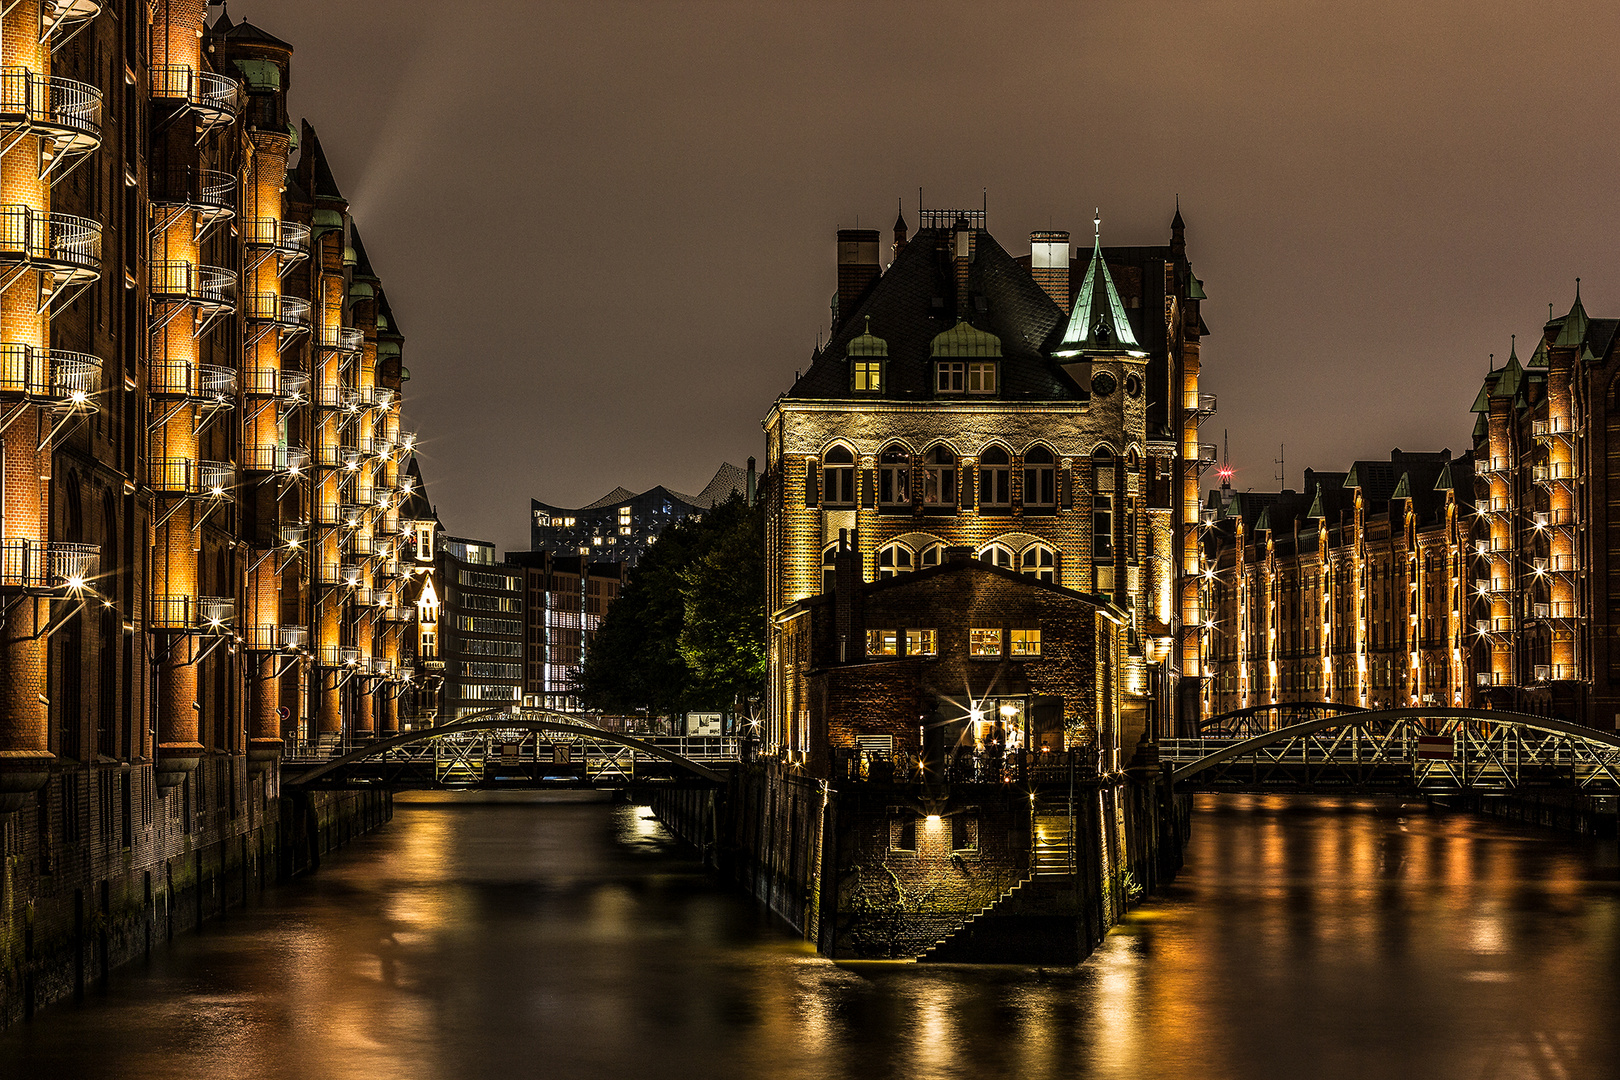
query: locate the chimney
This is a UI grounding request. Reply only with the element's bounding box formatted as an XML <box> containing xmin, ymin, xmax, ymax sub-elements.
<box><xmin>1030</xmin><ymin>230</ymin><xmax>1070</xmax><ymax>310</ymax></box>
<box><xmin>836</xmin><ymin>229</ymin><xmax>881</xmax><ymax>329</ymax></box>
<box><xmin>953</xmin><ymin>216</ymin><xmax>973</xmax><ymax>317</ymax></box>
<box><xmin>832</xmin><ymin>530</ymin><xmax>864</xmax><ymax>662</ymax></box>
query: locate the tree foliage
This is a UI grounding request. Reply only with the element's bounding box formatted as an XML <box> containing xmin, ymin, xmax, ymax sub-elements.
<box><xmin>574</xmin><ymin>493</ymin><xmax>763</xmax><ymax>716</ymax></box>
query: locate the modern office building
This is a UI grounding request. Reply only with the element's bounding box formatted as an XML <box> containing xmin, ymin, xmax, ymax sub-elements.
<box><xmin>509</xmin><ymin>550</ymin><xmax>626</xmax><ymax>711</ymax></box>
<box><xmin>530</xmin><ymin>461</ymin><xmax>748</xmax><ymax>565</ymax></box>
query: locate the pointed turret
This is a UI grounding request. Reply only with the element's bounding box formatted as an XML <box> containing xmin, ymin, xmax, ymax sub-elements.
<box><xmin>892</xmin><ymin>200</ymin><xmax>907</xmax><ymax>261</ymax></box>
<box><xmin>1053</xmin><ymin>213</ymin><xmax>1145</xmax><ymax>357</ymax></box>
<box><xmin>1553</xmin><ymin>279</ymin><xmax>1589</xmax><ymax>349</ymax></box>
<box><xmin>1170</xmin><ymin>197</ymin><xmax>1186</xmax><ymax>259</ymax></box>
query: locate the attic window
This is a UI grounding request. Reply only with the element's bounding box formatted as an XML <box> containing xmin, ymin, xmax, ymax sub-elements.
<box><xmin>852</xmin><ymin>360</ymin><xmax>883</xmax><ymax>393</ymax></box>
<box><xmin>936</xmin><ymin>362</ymin><xmax>965</xmax><ymax>393</ymax></box>
<box><xmin>967</xmin><ymin>362</ymin><xmax>997</xmax><ymax>394</ymax></box>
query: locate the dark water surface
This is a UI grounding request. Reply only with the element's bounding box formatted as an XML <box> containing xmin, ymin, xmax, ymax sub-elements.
<box><xmin>3</xmin><ymin>791</ymin><xmax>1618</xmax><ymax>1080</ymax></box>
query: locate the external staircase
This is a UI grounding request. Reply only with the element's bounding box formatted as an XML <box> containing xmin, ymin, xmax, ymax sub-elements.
<box><xmin>919</xmin><ymin>795</ymin><xmax>1084</xmax><ymax>964</ymax></box>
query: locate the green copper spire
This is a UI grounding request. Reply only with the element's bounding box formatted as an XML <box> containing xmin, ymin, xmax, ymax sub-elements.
<box><xmin>1053</xmin><ymin>211</ymin><xmax>1145</xmax><ymax>358</ymax></box>
<box><xmin>1554</xmin><ymin>278</ymin><xmax>1589</xmax><ymax>349</ymax></box>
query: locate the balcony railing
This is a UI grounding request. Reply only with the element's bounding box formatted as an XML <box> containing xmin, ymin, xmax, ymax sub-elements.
<box><xmin>242</xmin><ymin>624</ymin><xmax>307</xmax><ymax>651</ymax></box>
<box><xmin>242</xmin><ymin>217</ymin><xmax>311</xmax><ymax>266</ymax></box>
<box><xmin>315</xmin><ymin>326</ymin><xmax>363</xmax><ymax>354</ymax></box>
<box><xmin>151</xmin><ymin>260</ymin><xmax>236</xmax><ymax>309</ymax></box>
<box><xmin>0</xmin><ymin>204</ymin><xmax>100</xmax><ymax>281</ymax></box>
<box><xmin>363</xmin><ymin>435</ymin><xmax>395</xmax><ymax>459</ymax></box>
<box><xmin>376</xmin><ymin>509</ymin><xmax>400</xmax><ymax>535</ymax></box>
<box><xmin>241</xmin><ymin>444</ymin><xmax>310</xmax><ymax>476</ymax></box>
<box><xmin>0</xmin><ymin>539</ymin><xmax>97</xmax><ymax>592</ymax></box>
<box><xmin>151</xmin><ymin>65</ymin><xmax>242</xmax><ymax>127</ymax></box>
<box><xmin>1532</xmin><ymin>462</ymin><xmax>1576</xmax><ymax>484</ymax></box>
<box><xmin>0</xmin><ymin>67</ymin><xmax>102</xmax><ymax>153</ymax></box>
<box><xmin>244</xmin><ymin>292</ymin><xmax>312</xmax><ymax>335</ymax></box>
<box><xmin>278</xmin><ymin>371</ymin><xmax>311</xmax><ymax>404</ymax></box>
<box><xmin>1550</xmin><ymin>554</ymin><xmax>1577</xmax><ymax>572</ymax></box>
<box><xmin>279</xmin><ymin>524</ymin><xmax>309</xmax><ymax>550</ymax></box>
<box><xmin>149</xmin><ymin>594</ymin><xmax>235</xmax><ymax>632</ymax></box>
<box><xmin>362</xmin><ymin>386</ymin><xmax>396</xmax><ymax>410</ymax></box>
<box><xmin>316</xmin><ymin>645</ymin><xmax>362</xmax><ymax>668</ymax></box>
<box><xmin>339</xmin><ymin>504</ymin><xmax>369</xmax><ymax>528</ymax></box>
<box><xmin>382</xmin><ymin>604</ymin><xmax>410</xmax><ymax>623</ymax></box>
<box><xmin>0</xmin><ymin>344</ymin><xmax>101</xmax><ymax>409</ymax></box>
<box><xmin>312</xmin><ymin>382</ymin><xmax>360</xmax><ymax>411</ymax></box>
<box><xmin>348</xmin><ymin>532</ymin><xmax>377</xmax><ymax>557</ymax></box>
<box><xmin>313</xmin><ymin>501</ymin><xmax>343</xmax><ymax>527</ymax></box>
<box><xmin>150</xmin><ymin>458</ymin><xmax>234</xmax><ymax>497</ymax></box>
<box><xmin>242</xmin><ymin>367</ymin><xmax>279</xmax><ymax>396</ymax></box>
<box><xmin>150</xmin><ymin>168</ymin><xmax>236</xmax><ymax>220</ymax></box>
<box><xmin>1532</xmin><ymin>416</ymin><xmax>1574</xmax><ymax>439</ymax></box>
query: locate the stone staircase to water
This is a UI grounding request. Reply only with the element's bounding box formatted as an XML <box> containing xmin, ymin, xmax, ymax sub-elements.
<box><xmin>920</xmin><ymin>796</ymin><xmax>1085</xmax><ymax>964</ymax></box>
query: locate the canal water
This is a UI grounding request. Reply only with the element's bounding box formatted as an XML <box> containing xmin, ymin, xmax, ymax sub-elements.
<box><xmin>2</xmin><ymin>791</ymin><xmax>1617</xmax><ymax>1080</ymax></box>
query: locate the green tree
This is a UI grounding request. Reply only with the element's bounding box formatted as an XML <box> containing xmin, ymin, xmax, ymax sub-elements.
<box><xmin>679</xmin><ymin>496</ymin><xmax>765</xmax><ymax>709</ymax></box>
<box><xmin>573</xmin><ymin>493</ymin><xmax>763</xmax><ymax>717</ymax></box>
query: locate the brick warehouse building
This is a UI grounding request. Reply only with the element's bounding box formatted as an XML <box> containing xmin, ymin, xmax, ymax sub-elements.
<box><xmin>693</xmin><ymin>204</ymin><xmax>1204</xmax><ymax>964</ymax></box>
<box><xmin>1201</xmin><ymin>284</ymin><xmax>1620</xmax><ymax>732</ymax></box>
<box><xmin>0</xmin><ymin>4</ymin><xmax>416</xmax><ymax>1019</ymax></box>
<box><xmin>1201</xmin><ymin>451</ymin><xmax>1476</xmax><ymax>718</ymax></box>
<box><xmin>763</xmin><ymin>206</ymin><xmax>1212</xmax><ymax>747</ymax></box>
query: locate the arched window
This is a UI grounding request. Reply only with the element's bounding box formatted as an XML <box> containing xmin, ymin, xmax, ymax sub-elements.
<box><xmin>978</xmin><ymin>542</ymin><xmax>1014</xmax><ymax>569</ymax></box>
<box><xmin>876</xmin><ymin>543</ymin><xmax>915</xmax><ymax>579</ymax></box>
<box><xmin>878</xmin><ymin>445</ymin><xmax>910</xmax><ymax>508</ymax></box>
<box><xmin>1020</xmin><ymin>544</ymin><xmax>1056</xmax><ymax>584</ymax></box>
<box><xmin>918</xmin><ymin>543</ymin><xmax>944</xmax><ymax>568</ymax></box>
<box><xmin>922</xmin><ymin>446</ymin><xmax>956</xmax><ymax>507</ymax></box>
<box><xmin>822</xmin><ymin>446</ymin><xmax>855</xmax><ymax>507</ymax></box>
<box><xmin>1023</xmin><ymin>445</ymin><xmax>1056</xmax><ymax>508</ymax></box>
<box><xmin>822</xmin><ymin>543</ymin><xmax>839</xmax><ymax>593</ymax></box>
<box><xmin>979</xmin><ymin>446</ymin><xmax>1011</xmax><ymax>509</ymax></box>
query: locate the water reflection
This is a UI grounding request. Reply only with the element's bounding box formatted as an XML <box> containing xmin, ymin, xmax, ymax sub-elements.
<box><xmin>0</xmin><ymin>793</ymin><xmax>1616</xmax><ymax>1080</ymax></box>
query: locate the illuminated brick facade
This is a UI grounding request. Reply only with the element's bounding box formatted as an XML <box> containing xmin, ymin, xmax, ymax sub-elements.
<box><xmin>763</xmin><ymin>206</ymin><xmax>1210</xmax><ymax>752</ymax></box>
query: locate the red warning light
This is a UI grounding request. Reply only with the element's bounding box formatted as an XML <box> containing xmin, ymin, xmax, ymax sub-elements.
<box><xmin>1217</xmin><ymin>467</ymin><xmax>1233</xmax><ymax>480</ymax></box>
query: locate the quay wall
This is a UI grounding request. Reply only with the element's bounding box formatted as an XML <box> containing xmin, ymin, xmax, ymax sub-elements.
<box><xmin>0</xmin><ymin>760</ymin><xmax>389</xmax><ymax>1028</ymax></box>
<box><xmin>653</xmin><ymin>761</ymin><xmax>1190</xmax><ymax>963</ymax></box>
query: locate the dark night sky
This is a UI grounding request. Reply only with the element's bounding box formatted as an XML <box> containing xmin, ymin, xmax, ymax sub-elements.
<box><xmin>253</xmin><ymin>0</ymin><xmax>1620</xmax><ymax>551</ymax></box>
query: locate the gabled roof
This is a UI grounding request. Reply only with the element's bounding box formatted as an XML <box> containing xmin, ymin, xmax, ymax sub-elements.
<box><xmin>787</xmin><ymin>228</ymin><xmax>1075</xmax><ymax>401</ymax></box>
<box><xmin>1492</xmin><ymin>352</ymin><xmax>1523</xmax><ymax>399</ymax></box>
<box><xmin>300</xmin><ymin>121</ymin><xmax>344</xmax><ymax>201</ymax></box>
<box><xmin>349</xmin><ymin>224</ymin><xmax>377</xmax><ymax>280</ymax></box>
<box><xmin>687</xmin><ymin>462</ymin><xmax>749</xmax><ymax>509</ymax></box>
<box><xmin>1053</xmin><ymin>225</ymin><xmax>1145</xmax><ymax>358</ymax></box>
<box><xmin>397</xmin><ymin>457</ymin><xmax>436</xmax><ymax>521</ymax></box>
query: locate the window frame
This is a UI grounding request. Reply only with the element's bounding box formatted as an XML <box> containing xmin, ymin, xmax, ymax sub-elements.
<box><xmin>878</xmin><ymin>445</ymin><xmax>911</xmax><ymax>509</ymax></box>
<box><xmin>1023</xmin><ymin>446</ymin><xmax>1057</xmax><ymax>509</ymax></box>
<box><xmin>822</xmin><ymin>446</ymin><xmax>856</xmax><ymax>507</ymax></box>
<box><xmin>979</xmin><ymin>446</ymin><xmax>1011</xmax><ymax>509</ymax></box>
<box><xmin>866</xmin><ymin>628</ymin><xmax>899</xmax><ymax>656</ymax></box>
<box><xmin>967</xmin><ymin>361</ymin><xmax>997</xmax><ymax>394</ymax></box>
<box><xmin>905</xmin><ymin>628</ymin><xmax>937</xmax><ymax>656</ymax></box>
<box><xmin>1009</xmin><ymin>628</ymin><xmax>1042</xmax><ymax>657</ymax></box>
<box><xmin>969</xmin><ymin>627</ymin><xmax>1003</xmax><ymax>658</ymax></box>
<box><xmin>935</xmin><ymin>361</ymin><xmax>966</xmax><ymax>394</ymax></box>
<box><xmin>921</xmin><ymin>445</ymin><xmax>957</xmax><ymax>507</ymax></box>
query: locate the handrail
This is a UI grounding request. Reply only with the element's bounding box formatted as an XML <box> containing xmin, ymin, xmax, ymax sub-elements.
<box><xmin>286</xmin><ymin>709</ymin><xmax>728</xmax><ymax>786</ymax></box>
<box><xmin>0</xmin><ymin>538</ymin><xmax>97</xmax><ymax>591</ymax></box>
<box><xmin>151</xmin><ymin>65</ymin><xmax>242</xmax><ymax>119</ymax></box>
<box><xmin>315</xmin><ymin>326</ymin><xmax>363</xmax><ymax>353</ymax></box>
<box><xmin>0</xmin><ymin>204</ymin><xmax>100</xmax><ymax>274</ymax></box>
<box><xmin>0</xmin><ymin>343</ymin><xmax>100</xmax><ymax>406</ymax></box>
<box><xmin>151</xmin><ymin>260</ymin><xmax>236</xmax><ymax>306</ymax></box>
<box><xmin>151</xmin><ymin>167</ymin><xmax>236</xmax><ymax>213</ymax></box>
<box><xmin>0</xmin><ymin>67</ymin><xmax>102</xmax><ymax>144</ymax></box>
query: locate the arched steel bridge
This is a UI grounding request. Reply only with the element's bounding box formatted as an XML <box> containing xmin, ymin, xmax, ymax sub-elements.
<box><xmin>1165</xmin><ymin>708</ymin><xmax>1620</xmax><ymax>794</ymax></box>
<box><xmin>283</xmin><ymin>710</ymin><xmax>738</xmax><ymax>789</ymax></box>
<box><xmin>1197</xmin><ymin>701</ymin><xmax>1368</xmax><ymax>739</ymax></box>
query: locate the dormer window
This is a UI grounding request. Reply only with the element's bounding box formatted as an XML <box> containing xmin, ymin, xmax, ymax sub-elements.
<box><xmin>967</xmin><ymin>362</ymin><xmax>997</xmax><ymax>394</ymax></box>
<box><xmin>852</xmin><ymin>360</ymin><xmax>883</xmax><ymax>393</ymax></box>
<box><xmin>936</xmin><ymin>362</ymin><xmax>965</xmax><ymax>393</ymax></box>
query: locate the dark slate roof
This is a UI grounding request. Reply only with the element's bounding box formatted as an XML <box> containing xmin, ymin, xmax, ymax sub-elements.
<box><xmin>301</xmin><ymin>121</ymin><xmax>344</xmax><ymax>201</ymax></box>
<box><xmin>1343</xmin><ymin>460</ymin><xmax>1401</xmax><ymax>502</ymax></box>
<box><xmin>1304</xmin><ymin>471</ymin><xmax>1351</xmax><ymax>522</ymax></box>
<box><xmin>787</xmin><ymin>228</ymin><xmax>1078</xmax><ymax>401</ymax></box>
<box><xmin>350</xmin><ymin>224</ymin><xmax>377</xmax><ymax>280</ymax></box>
<box><xmin>213</xmin><ymin>14</ymin><xmax>295</xmax><ymax>50</ymax></box>
<box><xmin>398</xmin><ymin>457</ymin><xmax>435</xmax><ymax>521</ymax></box>
<box><xmin>377</xmin><ymin>290</ymin><xmax>403</xmax><ymax>339</ymax></box>
<box><xmin>581</xmin><ymin>486</ymin><xmax>636</xmax><ymax>510</ymax></box>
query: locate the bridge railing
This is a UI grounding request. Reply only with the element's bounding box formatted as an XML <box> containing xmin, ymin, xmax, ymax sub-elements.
<box><xmin>282</xmin><ymin>729</ymin><xmax>741</xmax><ymax>769</ymax></box>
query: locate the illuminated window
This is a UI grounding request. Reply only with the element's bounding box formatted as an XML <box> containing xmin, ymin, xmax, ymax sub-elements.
<box><xmin>414</xmin><ymin>522</ymin><xmax>434</xmax><ymax>561</ymax></box>
<box><xmin>970</xmin><ymin>628</ymin><xmax>1002</xmax><ymax>657</ymax></box>
<box><xmin>967</xmin><ymin>362</ymin><xmax>997</xmax><ymax>394</ymax></box>
<box><xmin>936</xmin><ymin>361</ymin><xmax>965</xmax><ymax>393</ymax></box>
<box><xmin>852</xmin><ymin>360</ymin><xmax>882</xmax><ymax>392</ymax></box>
<box><xmin>1023</xmin><ymin>445</ymin><xmax>1057</xmax><ymax>507</ymax></box>
<box><xmin>879</xmin><ymin>445</ymin><xmax>910</xmax><ymax>507</ymax></box>
<box><xmin>1009</xmin><ymin>629</ymin><xmax>1042</xmax><ymax>656</ymax></box>
<box><xmin>619</xmin><ymin>526</ymin><xmax>630</xmax><ymax>535</ymax></box>
<box><xmin>822</xmin><ymin>446</ymin><xmax>855</xmax><ymax>506</ymax></box>
<box><xmin>867</xmin><ymin>629</ymin><xmax>899</xmax><ymax>656</ymax></box>
<box><xmin>979</xmin><ymin>446</ymin><xmax>1011</xmax><ymax>508</ymax></box>
<box><xmin>419</xmin><ymin>630</ymin><xmax>436</xmax><ymax>658</ymax></box>
<box><xmin>1092</xmin><ymin>448</ymin><xmax>1114</xmax><ymax>561</ymax></box>
<box><xmin>906</xmin><ymin>629</ymin><xmax>937</xmax><ymax>656</ymax></box>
